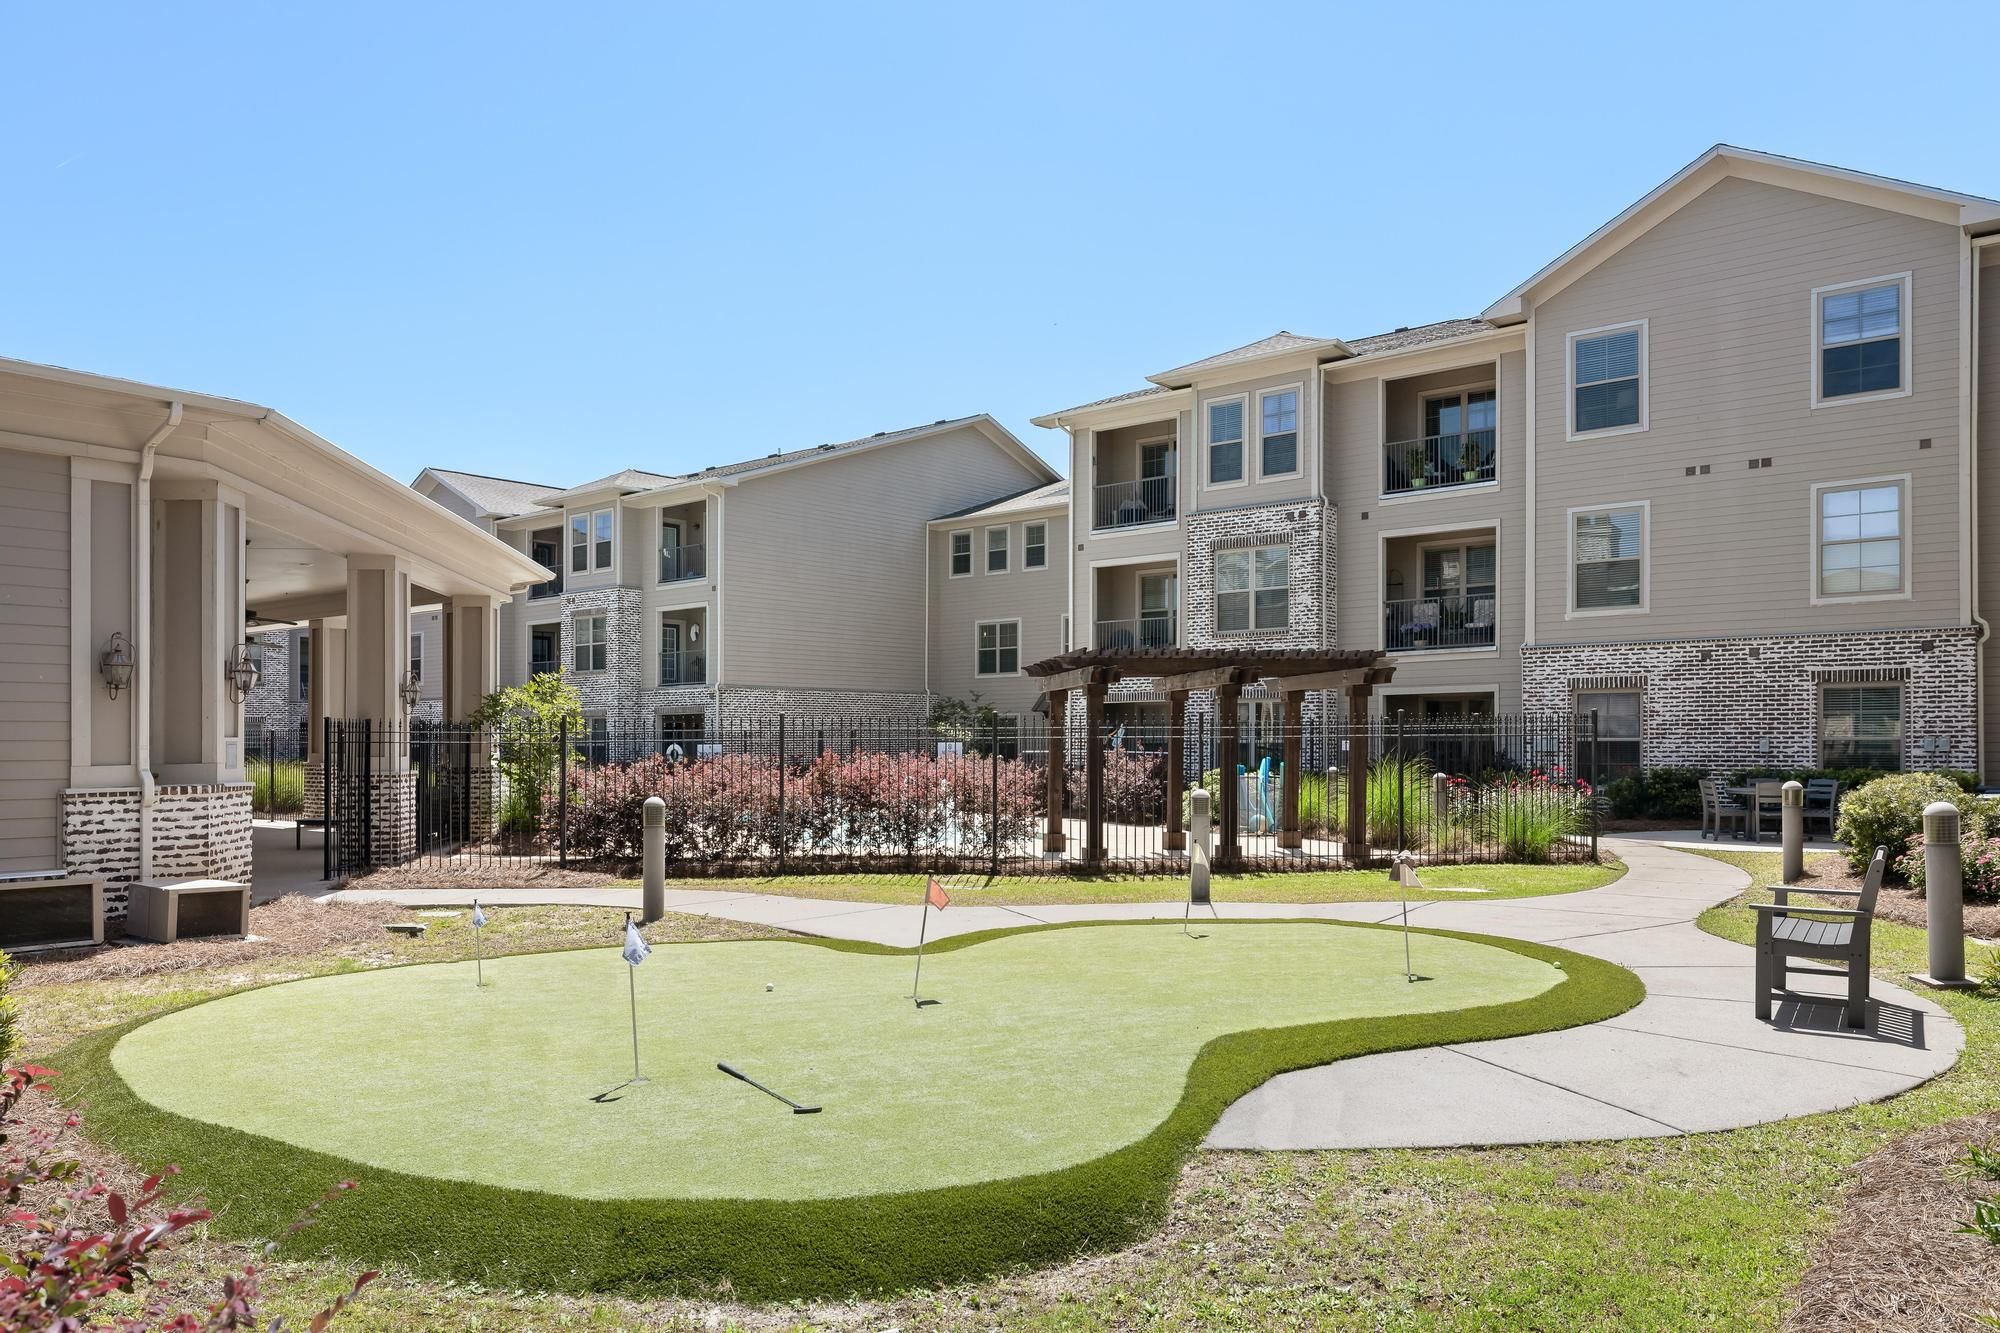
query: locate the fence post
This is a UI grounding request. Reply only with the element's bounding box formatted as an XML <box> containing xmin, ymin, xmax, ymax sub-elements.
<box><xmin>321</xmin><ymin>716</ymin><xmax>334</xmax><ymax>881</ymax></box>
<box><xmin>776</xmin><ymin>714</ymin><xmax>788</xmax><ymax>876</ymax></box>
<box><xmin>360</xmin><ymin>717</ymin><xmax>373</xmax><ymax>871</ymax></box>
<box><xmin>558</xmin><ymin>716</ymin><xmax>569</xmax><ymax>869</ymax></box>
<box><xmin>989</xmin><ymin>712</ymin><xmax>1000</xmax><ymax>877</ymax></box>
<box><xmin>1588</xmin><ymin>710</ymin><xmax>1601</xmax><ymax>862</ymax></box>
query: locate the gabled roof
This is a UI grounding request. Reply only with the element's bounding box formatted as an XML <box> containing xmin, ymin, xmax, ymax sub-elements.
<box><xmin>1147</xmin><ymin>330</ymin><xmax>1350</xmax><ymax>387</ymax></box>
<box><xmin>1343</xmin><ymin>318</ymin><xmax>1497</xmax><ymax>358</ymax></box>
<box><xmin>930</xmin><ymin>479</ymin><xmax>1070</xmax><ymax>524</ymax></box>
<box><xmin>1483</xmin><ymin>143</ymin><xmax>2000</xmax><ymax>323</ymax></box>
<box><xmin>1030</xmin><ymin>384</ymin><xmax>1178</xmax><ymax>428</ymax></box>
<box><xmin>415</xmin><ymin>467</ymin><xmax>566</xmax><ymax>518</ymax></box>
<box><xmin>544</xmin><ymin>468</ymin><xmax>681</xmax><ymax>504</ymax></box>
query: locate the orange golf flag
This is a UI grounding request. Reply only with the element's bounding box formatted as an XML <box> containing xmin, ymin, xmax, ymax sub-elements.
<box><xmin>925</xmin><ymin>878</ymin><xmax>951</xmax><ymax>911</ymax></box>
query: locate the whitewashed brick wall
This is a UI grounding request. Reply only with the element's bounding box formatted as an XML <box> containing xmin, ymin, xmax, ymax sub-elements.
<box><xmin>61</xmin><ymin>783</ymin><xmax>254</xmax><ymax>920</ymax></box>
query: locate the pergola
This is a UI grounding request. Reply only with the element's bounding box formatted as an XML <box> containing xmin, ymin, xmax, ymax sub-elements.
<box><xmin>1024</xmin><ymin>647</ymin><xmax>1395</xmax><ymax>868</ymax></box>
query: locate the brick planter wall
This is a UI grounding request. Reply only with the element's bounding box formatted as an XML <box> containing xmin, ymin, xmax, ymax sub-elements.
<box><xmin>61</xmin><ymin>783</ymin><xmax>254</xmax><ymax>920</ymax></box>
<box><xmin>1521</xmin><ymin>626</ymin><xmax>1978</xmax><ymax>774</ymax></box>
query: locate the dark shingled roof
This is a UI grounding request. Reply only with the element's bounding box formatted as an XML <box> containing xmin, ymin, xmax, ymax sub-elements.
<box><xmin>1026</xmin><ymin>646</ymin><xmax>1390</xmax><ymax>680</ymax></box>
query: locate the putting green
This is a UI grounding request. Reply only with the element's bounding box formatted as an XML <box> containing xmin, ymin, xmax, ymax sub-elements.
<box><xmin>111</xmin><ymin>922</ymin><xmax>1557</xmax><ymax>1201</ymax></box>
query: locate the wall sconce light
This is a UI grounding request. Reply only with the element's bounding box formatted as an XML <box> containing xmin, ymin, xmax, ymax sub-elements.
<box><xmin>399</xmin><ymin>668</ymin><xmax>422</xmax><ymax>713</ymax></box>
<box><xmin>225</xmin><ymin>644</ymin><xmax>261</xmax><ymax>702</ymax></box>
<box><xmin>100</xmin><ymin>631</ymin><xmax>134</xmax><ymax>699</ymax></box>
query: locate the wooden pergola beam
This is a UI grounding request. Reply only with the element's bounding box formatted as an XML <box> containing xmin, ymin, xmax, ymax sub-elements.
<box><xmin>1265</xmin><ymin>668</ymin><xmax>1367</xmax><ymax>694</ymax></box>
<box><xmin>1153</xmin><ymin>666</ymin><xmax>1252</xmax><ymax>693</ymax></box>
<box><xmin>1037</xmin><ymin>665</ymin><xmax>1121</xmax><ymax>694</ymax></box>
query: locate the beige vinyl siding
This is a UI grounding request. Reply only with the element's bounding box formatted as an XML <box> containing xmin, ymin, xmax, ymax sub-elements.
<box><xmin>929</xmin><ymin>510</ymin><xmax>1068</xmax><ymax>717</ymax></box>
<box><xmin>0</xmin><ymin>448</ymin><xmax>70</xmax><ymax>871</ymax></box>
<box><xmin>1195</xmin><ymin>369</ymin><xmax>1315</xmax><ymax>509</ymax></box>
<box><xmin>1977</xmin><ymin>256</ymin><xmax>2000</xmax><ymax>781</ymax></box>
<box><xmin>1325</xmin><ymin>345</ymin><xmax>1526</xmax><ymax>711</ymax></box>
<box><xmin>411</xmin><ymin>609</ymin><xmax>444</xmax><ymax>703</ymax></box>
<box><xmin>420</xmin><ymin>481</ymin><xmax>482</xmax><ymax>523</ymax></box>
<box><xmin>1532</xmin><ymin>176</ymin><xmax>1965</xmax><ymax>642</ymax></box>
<box><xmin>1072</xmin><ymin>411</ymin><xmax>1186</xmax><ymax>643</ymax></box>
<box><xmin>723</xmin><ymin>426</ymin><xmax>1049</xmax><ymax>692</ymax></box>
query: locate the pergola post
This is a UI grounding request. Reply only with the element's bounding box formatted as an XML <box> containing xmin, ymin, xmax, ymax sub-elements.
<box><xmin>1344</xmin><ymin>681</ymin><xmax>1374</xmax><ymax>865</ymax></box>
<box><xmin>1084</xmin><ymin>674</ymin><xmax>1108</xmax><ymax>865</ymax></box>
<box><xmin>1043</xmin><ymin>688</ymin><xmax>1068</xmax><ymax>853</ymax></box>
<box><xmin>1216</xmin><ymin>678</ymin><xmax>1241</xmax><ymax>869</ymax></box>
<box><xmin>1164</xmin><ymin>688</ymin><xmax>1189</xmax><ymax>852</ymax></box>
<box><xmin>1279</xmin><ymin>690</ymin><xmax>1304</xmax><ymax>849</ymax></box>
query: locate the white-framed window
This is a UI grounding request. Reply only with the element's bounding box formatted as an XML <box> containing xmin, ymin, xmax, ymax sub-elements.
<box><xmin>1812</xmin><ymin>477</ymin><xmax>1907</xmax><ymax>601</ymax></box>
<box><xmin>409</xmin><ymin>632</ymin><xmax>424</xmax><ymax>683</ymax></box>
<box><xmin>1573</xmin><ymin>689</ymin><xmax>1642</xmax><ymax>781</ymax></box>
<box><xmin>572</xmin><ymin>613</ymin><xmax>608</xmax><ymax>673</ymax></box>
<box><xmin>985</xmin><ymin>525</ymin><xmax>1009</xmax><ymax>574</ymax></box>
<box><xmin>1566</xmin><ymin>321</ymin><xmax>1646</xmax><ymax>439</ymax></box>
<box><xmin>580</xmin><ymin>714</ymin><xmax>610</xmax><ymax>765</ymax></box>
<box><xmin>295</xmin><ymin>632</ymin><xmax>311</xmax><ymax>702</ymax></box>
<box><xmin>1821</xmin><ymin>684</ymin><xmax>1902</xmax><ymax>771</ymax></box>
<box><xmin>975</xmin><ymin>619</ymin><xmax>1020</xmax><ymax>676</ymax></box>
<box><xmin>570</xmin><ymin>508</ymin><xmax>613</xmax><ymax>573</ymax></box>
<box><xmin>1813</xmin><ymin>273</ymin><xmax>1910</xmax><ymax>406</ymax></box>
<box><xmin>1023</xmin><ymin>521</ymin><xmax>1047</xmax><ymax>569</ymax></box>
<box><xmin>1206</xmin><ymin>396</ymin><xmax>1246</xmax><ymax>485</ymax></box>
<box><xmin>1569</xmin><ymin>503</ymin><xmax>1647</xmax><ymax>615</ymax></box>
<box><xmin>948</xmin><ymin>529</ymin><xmax>973</xmax><ymax>578</ymax></box>
<box><xmin>1258</xmin><ymin>387</ymin><xmax>1300</xmax><ymax>478</ymax></box>
<box><xmin>1215</xmin><ymin>545</ymin><xmax>1288</xmax><ymax>634</ymax></box>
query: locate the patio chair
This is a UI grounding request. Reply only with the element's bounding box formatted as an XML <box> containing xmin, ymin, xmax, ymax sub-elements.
<box><xmin>1698</xmin><ymin>779</ymin><xmax>1749</xmax><ymax>841</ymax></box>
<box><xmin>1409</xmin><ymin>601</ymin><xmax>1442</xmax><ymax>643</ymax></box>
<box><xmin>1753</xmin><ymin>844</ymin><xmax>1884</xmax><ymax>1029</ymax></box>
<box><xmin>1751</xmin><ymin>779</ymin><xmax>1785</xmax><ymax>841</ymax></box>
<box><xmin>1803</xmin><ymin>778</ymin><xmax>1840</xmax><ymax>839</ymax></box>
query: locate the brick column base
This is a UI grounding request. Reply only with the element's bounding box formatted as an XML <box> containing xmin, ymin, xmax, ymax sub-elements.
<box><xmin>62</xmin><ymin>783</ymin><xmax>254</xmax><ymax>922</ymax></box>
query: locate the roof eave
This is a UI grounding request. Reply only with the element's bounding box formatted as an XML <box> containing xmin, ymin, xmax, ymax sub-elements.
<box><xmin>1144</xmin><ymin>338</ymin><xmax>1354</xmax><ymax>389</ymax></box>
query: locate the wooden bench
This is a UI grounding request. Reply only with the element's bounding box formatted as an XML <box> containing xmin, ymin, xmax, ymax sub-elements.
<box><xmin>1753</xmin><ymin>844</ymin><xmax>1884</xmax><ymax>1029</ymax></box>
<box><xmin>294</xmin><ymin>816</ymin><xmax>328</xmax><ymax>850</ymax></box>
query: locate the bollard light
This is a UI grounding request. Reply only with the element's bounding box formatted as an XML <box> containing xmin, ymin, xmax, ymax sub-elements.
<box><xmin>1780</xmin><ymin>780</ymin><xmax>1804</xmax><ymax>885</ymax></box>
<box><xmin>1913</xmin><ymin>800</ymin><xmax>1976</xmax><ymax>989</ymax></box>
<box><xmin>642</xmin><ymin>794</ymin><xmax>667</xmax><ymax>923</ymax></box>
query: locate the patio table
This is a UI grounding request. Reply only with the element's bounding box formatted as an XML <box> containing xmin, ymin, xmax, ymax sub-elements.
<box><xmin>1725</xmin><ymin>785</ymin><xmax>1778</xmax><ymax>842</ymax></box>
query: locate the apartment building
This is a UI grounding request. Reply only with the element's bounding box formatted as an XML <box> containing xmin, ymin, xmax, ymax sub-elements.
<box><xmin>1029</xmin><ymin>146</ymin><xmax>2000</xmax><ymax>781</ymax></box>
<box><xmin>412</xmin><ymin>417</ymin><xmax>1058</xmax><ymax>751</ymax></box>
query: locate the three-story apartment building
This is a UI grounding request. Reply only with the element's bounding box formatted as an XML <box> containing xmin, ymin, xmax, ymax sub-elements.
<box><xmin>1029</xmin><ymin>146</ymin><xmax>2000</xmax><ymax>781</ymax></box>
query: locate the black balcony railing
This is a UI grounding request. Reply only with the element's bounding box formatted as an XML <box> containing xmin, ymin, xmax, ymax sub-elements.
<box><xmin>529</xmin><ymin>569</ymin><xmax>564</xmax><ymax>599</ymax></box>
<box><xmin>1094</xmin><ymin>615</ymin><xmax>1176</xmax><ymax>651</ymax></box>
<box><xmin>1093</xmin><ymin>476</ymin><xmax>1176</xmax><ymax>530</ymax></box>
<box><xmin>1382</xmin><ymin>429</ymin><xmax>1496</xmax><ymax>495</ymax></box>
<box><xmin>1384</xmin><ymin>593</ymin><xmax>1498</xmax><ymax>651</ymax></box>
<box><xmin>659</xmin><ymin>649</ymin><xmax>707</xmax><ymax>686</ymax></box>
<box><xmin>660</xmin><ymin>541</ymin><xmax>706</xmax><ymax>584</ymax></box>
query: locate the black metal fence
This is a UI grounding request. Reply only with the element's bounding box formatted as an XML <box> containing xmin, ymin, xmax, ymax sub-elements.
<box><xmin>312</xmin><ymin>710</ymin><xmax>1602</xmax><ymax>880</ymax></box>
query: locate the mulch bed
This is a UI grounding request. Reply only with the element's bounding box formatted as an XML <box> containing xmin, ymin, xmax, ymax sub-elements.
<box><xmin>1787</xmin><ymin>1110</ymin><xmax>2000</xmax><ymax>1332</ymax></box>
<box><xmin>341</xmin><ymin>862</ymin><xmax>631</xmax><ymax>892</ymax></box>
<box><xmin>11</xmin><ymin>897</ymin><xmax>406</xmax><ymax>987</ymax></box>
<box><xmin>1788</xmin><ymin>852</ymin><xmax>2000</xmax><ymax>940</ymax></box>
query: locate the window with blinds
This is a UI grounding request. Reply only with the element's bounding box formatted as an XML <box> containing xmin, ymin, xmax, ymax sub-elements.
<box><xmin>1821</xmin><ymin>685</ymin><xmax>1902</xmax><ymax>770</ymax></box>
<box><xmin>1215</xmin><ymin>545</ymin><xmax>1288</xmax><ymax>633</ymax></box>
<box><xmin>948</xmin><ymin>530</ymin><xmax>972</xmax><ymax>577</ymax></box>
<box><xmin>1208</xmin><ymin>399</ymin><xmax>1245</xmax><ymax>484</ymax></box>
<box><xmin>1573</xmin><ymin>689</ymin><xmax>1641</xmax><ymax>781</ymax></box>
<box><xmin>1571</xmin><ymin>506</ymin><xmax>1645</xmax><ymax>612</ymax></box>
<box><xmin>1818</xmin><ymin>280</ymin><xmax>1903</xmax><ymax>400</ymax></box>
<box><xmin>1259</xmin><ymin>389</ymin><xmax>1299</xmax><ymax>477</ymax></box>
<box><xmin>1818</xmin><ymin>481</ymin><xmax>1903</xmax><ymax>597</ymax></box>
<box><xmin>1571</xmin><ymin>324</ymin><xmax>1643</xmax><ymax>434</ymax></box>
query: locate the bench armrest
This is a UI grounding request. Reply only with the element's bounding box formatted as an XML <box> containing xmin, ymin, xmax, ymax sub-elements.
<box><xmin>1769</xmin><ymin>886</ymin><xmax>1862</xmax><ymax>901</ymax></box>
<box><xmin>1750</xmin><ymin>902</ymin><xmax>1870</xmax><ymax>919</ymax></box>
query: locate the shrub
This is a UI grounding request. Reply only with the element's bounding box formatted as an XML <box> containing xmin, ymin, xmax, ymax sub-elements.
<box><xmin>1603</xmin><ymin>766</ymin><xmax>1703</xmax><ymax>822</ymax></box>
<box><xmin>250</xmin><ymin>759</ymin><xmax>304</xmax><ymax>815</ymax></box>
<box><xmin>1893</xmin><ymin>831</ymin><xmax>2000</xmax><ymax>901</ymax></box>
<box><xmin>1065</xmin><ymin>750</ymin><xmax>1168</xmax><ymax>825</ymax></box>
<box><xmin>1473</xmin><ymin>772</ymin><xmax>1593</xmax><ymax>863</ymax></box>
<box><xmin>1835</xmin><ymin>772</ymin><xmax>1986</xmax><ymax>877</ymax></box>
<box><xmin>0</xmin><ymin>951</ymin><xmax>16</xmax><ymax>1067</ymax></box>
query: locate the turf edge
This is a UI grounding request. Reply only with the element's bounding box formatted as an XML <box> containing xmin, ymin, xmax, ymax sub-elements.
<box><xmin>47</xmin><ymin>919</ymin><xmax>1642</xmax><ymax>1302</ymax></box>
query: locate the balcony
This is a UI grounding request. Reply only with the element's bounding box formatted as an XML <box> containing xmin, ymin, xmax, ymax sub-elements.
<box><xmin>660</xmin><ymin>540</ymin><xmax>706</xmax><ymax>584</ymax></box>
<box><xmin>1094</xmin><ymin>614</ymin><xmax>1176</xmax><ymax>651</ymax></box>
<box><xmin>1383</xmin><ymin>430</ymin><xmax>1496</xmax><ymax>496</ymax></box>
<box><xmin>529</xmin><ymin>569</ymin><xmax>563</xmax><ymax>599</ymax></box>
<box><xmin>1093</xmin><ymin>476</ymin><xmax>1176</xmax><ymax>531</ymax></box>
<box><xmin>1384</xmin><ymin>594</ymin><xmax>1497</xmax><ymax>652</ymax></box>
<box><xmin>658</xmin><ymin>648</ymin><xmax>707</xmax><ymax>687</ymax></box>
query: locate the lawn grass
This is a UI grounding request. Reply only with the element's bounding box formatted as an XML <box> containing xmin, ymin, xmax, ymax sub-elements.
<box><xmin>52</xmin><ymin>920</ymin><xmax>1640</xmax><ymax>1301</ymax></box>
<box><xmin>652</xmin><ymin>858</ymin><xmax>1625</xmax><ymax>906</ymax></box>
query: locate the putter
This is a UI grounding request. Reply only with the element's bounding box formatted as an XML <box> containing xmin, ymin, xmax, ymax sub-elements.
<box><xmin>717</xmin><ymin>1061</ymin><xmax>822</xmax><ymax>1114</ymax></box>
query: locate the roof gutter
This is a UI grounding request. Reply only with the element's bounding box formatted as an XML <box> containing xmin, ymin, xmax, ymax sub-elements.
<box><xmin>134</xmin><ymin>399</ymin><xmax>182</xmax><ymax>880</ymax></box>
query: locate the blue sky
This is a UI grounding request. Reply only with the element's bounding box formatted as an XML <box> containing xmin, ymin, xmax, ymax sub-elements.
<box><xmin>3</xmin><ymin>2</ymin><xmax>1992</xmax><ymax>484</ymax></box>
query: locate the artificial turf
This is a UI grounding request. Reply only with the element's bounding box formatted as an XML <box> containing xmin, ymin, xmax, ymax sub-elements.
<box><xmin>56</xmin><ymin>920</ymin><xmax>1642</xmax><ymax>1300</ymax></box>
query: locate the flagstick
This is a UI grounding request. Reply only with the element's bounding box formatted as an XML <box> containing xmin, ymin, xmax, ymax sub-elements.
<box><xmin>473</xmin><ymin>901</ymin><xmax>485</xmax><ymax>988</ymax></box>
<box><xmin>625</xmin><ymin>911</ymin><xmax>645</xmax><ymax>1084</ymax></box>
<box><xmin>1394</xmin><ymin>856</ymin><xmax>1415</xmax><ymax>983</ymax></box>
<box><xmin>911</xmin><ymin>893</ymin><xmax>930</xmax><ymax>1004</ymax></box>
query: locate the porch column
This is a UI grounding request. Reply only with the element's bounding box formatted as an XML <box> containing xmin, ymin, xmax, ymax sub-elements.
<box><xmin>1344</xmin><ymin>681</ymin><xmax>1374</xmax><ymax>865</ymax></box>
<box><xmin>1084</xmin><ymin>675</ymin><xmax>1108</xmax><ymax>865</ymax></box>
<box><xmin>1279</xmin><ymin>689</ymin><xmax>1304</xmax><ymax>849</ymax></box>
<box><xmin>444</xmin><ymin>594</ymin><xmax>501</xmax><ymax>721</ymax></box>
<box><xmin>1043</xmin><ymin>688</ymin><xmax>1068</xmax><ymax>853</ymax></box>
<box><xmin>1216</xmin><ymin>679</ymin><xmax>1241</xmax><ymax>869</ymax></box>
<box><xmin>1163</xmin><ymin>688</ymin><xmax>1189</xmax><ymax>851</ymax></box>
<box><xmin>344</xmin><ymin>555</ymin><xmax>415</xmax><ymax>864</ymax></box>
<box><xmin>149</xmin><ymin>480</ymin><xmax>247</xmax><ymax>786</ymax></box>
<box><xmin>302</xmin><ymin>618</ymin><xmax>346</xmax><ymax>820</ymax></box>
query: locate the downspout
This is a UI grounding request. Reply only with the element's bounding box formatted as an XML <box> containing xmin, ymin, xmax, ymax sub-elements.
<box><xmin>703</xmin><ymin>482</ymin><xmax>726</xmax><ymax>727</ymax></box>
<box><xmin>134</xmin><ymin>400</ymin><xmax>182</xmax><ymax>880</ymax></box>
<box><xmin>1971</xmin><ymin>234</ymin><xmax>1996</xmax><ymax>781</ymax></box>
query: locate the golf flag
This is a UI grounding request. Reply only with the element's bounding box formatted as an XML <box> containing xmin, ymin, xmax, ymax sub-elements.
<box><xmin>471</xmin><ymin>902</ymin><xmax>488</xmax><ymax>929</ymax></box>
<box><xmin>471</xmin><ymin>900</ymin><xmax>488</xmax><ymax>987</ymax></box>
<box><xmin>926</xmin><ymin>878</ymin><xmax>951</xmax><ymax>911</ymax></box>
<box><xmin>622</xmin><ymin>918</ymin><xmax>652</xmax><ymax>967</ymax></box>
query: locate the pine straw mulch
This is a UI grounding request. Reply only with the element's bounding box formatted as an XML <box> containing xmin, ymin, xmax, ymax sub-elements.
<box><xmin>1786</xmin><ymin>1110</ymin><xmax>2000</xmax><ymax>1332</ymax></box>
<box><xmin>10</xmin><ymin>897</ymin><xmax>406</xmax><ymax>988</ymax></box>
<box><xmin>1787</xmin><ymin>852</ymin><xmax>2000</xmax><ymax>939</ymax></box>
<box><xmin>339</xmin><ymin>861</ymin><xmax>633</xmax><ymax>892</ymax></box>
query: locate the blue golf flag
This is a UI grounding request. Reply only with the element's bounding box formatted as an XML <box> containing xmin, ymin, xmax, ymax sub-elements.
<box><xmin>471</xmin><ymin>901</ymin><xmax>488</xmax><ymax>929</ymax></box>
<box><xmin>622</xmin><ymin>919</ymin><xmax>651</xmax><ymax>967</ymax></box>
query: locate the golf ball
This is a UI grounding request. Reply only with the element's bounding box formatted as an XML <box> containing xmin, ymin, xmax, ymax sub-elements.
<box><xmin>766</xmin><ymin>982</ymin><xmax>774</xmax><ymax>992</ymax></box>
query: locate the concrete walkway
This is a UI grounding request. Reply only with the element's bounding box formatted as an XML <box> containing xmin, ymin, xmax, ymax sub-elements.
<box><xmin>325</xmin><ymin>838</ymin><xmax>1965</xmax><ymax>1147</ymax></box>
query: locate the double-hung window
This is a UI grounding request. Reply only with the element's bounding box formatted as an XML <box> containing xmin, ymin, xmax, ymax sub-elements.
<box><xmin>1822</xmin><ymin>685</ymin><xmax>1902</xmax><ymax>770</ymax></box>
<box><xmin>1207</xmin><ymin>398</ymin><xmax>1245</xmax><ymax>485</ymax></box>
<box><xmin>1815</xmin><ymin>479</ymin><xmax>1905</xmax><ymax>599</ymax></box>
<box><xmin>1816</xmin><ymin>276</ymin><xmax>1906</xmax><ymax>403</ymax></box>
<box><xmin>570</xmin><ymin>509</ymin><xmax>613</xmax><ymax>573</ymax></box>
<box><xmin>1215</xmin><ymin>545</ymin><xmax>1288</xmax><ymax>633</ymax></box>
<box><xmin>1574</xmin><ymin>690</ymin><xmax>1642</xmax><ymax>782</ymax></box>
<box><xmin>572</xmin><ymin>614</ymin><xmax>608</xmax><ymax>673</ymax></box>
<box><xmin>1570</xmin><ymin>504</ymin><xmax>1646</xmax><ymax>613</ymax></box>
<box><xmin>948</xmin><ymin>530</ymin><xmax>973</xmax><ymax>577</ymax></box>
<box><xmin>975</xmin><ymin>620</ymin><xmax>1020</xmax><ymax>676</ymax></box>
<box><xmin>1023</xmin><ymin>521</ymin><xmax>1047</xmax><ymax>569</ymax></box>
<box><xmin>986</xmin><ymin>526</ymin><xmax>1009</xmax><ymax>573</ymax></box>
<box><xmin>581</xmin><ymin>715</ymin><xmax>610</xmax><ymax>766</ymax></box>
<box><xmin>295</xmin><ymin>633</ymin><xmax>311</xmax><ymax>702</ymax></box>
<box><xmin>1258</xmin><ymin>388</ymin><xmax>1299</xmax><ymax>477</ymax></box>
<box><xmin>409</xmin><ymin>632</ymin><xmax>424</xmax><ymax>683</ymax></box>
<box><xmin>1569</xmin><ymin>323</ymin><xmax>1645</xmax><ymax>436</ymax></box>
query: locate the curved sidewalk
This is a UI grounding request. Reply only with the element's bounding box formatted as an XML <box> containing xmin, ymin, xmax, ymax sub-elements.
<box><xmin>326</xmin><ymin>838</ymin><xmax>1964</xmax><ymax>1147</ymax></box>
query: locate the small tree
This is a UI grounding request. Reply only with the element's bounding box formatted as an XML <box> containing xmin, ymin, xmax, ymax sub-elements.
<box><xmin>928</xmin><ymin>692</ymin><xmax>1001</xmax><ymax>749</ymax></box>
<box><xmin>471</xmin><ymin>675</ymin><xmax>585</xmax><ymax>835</ymax></box>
